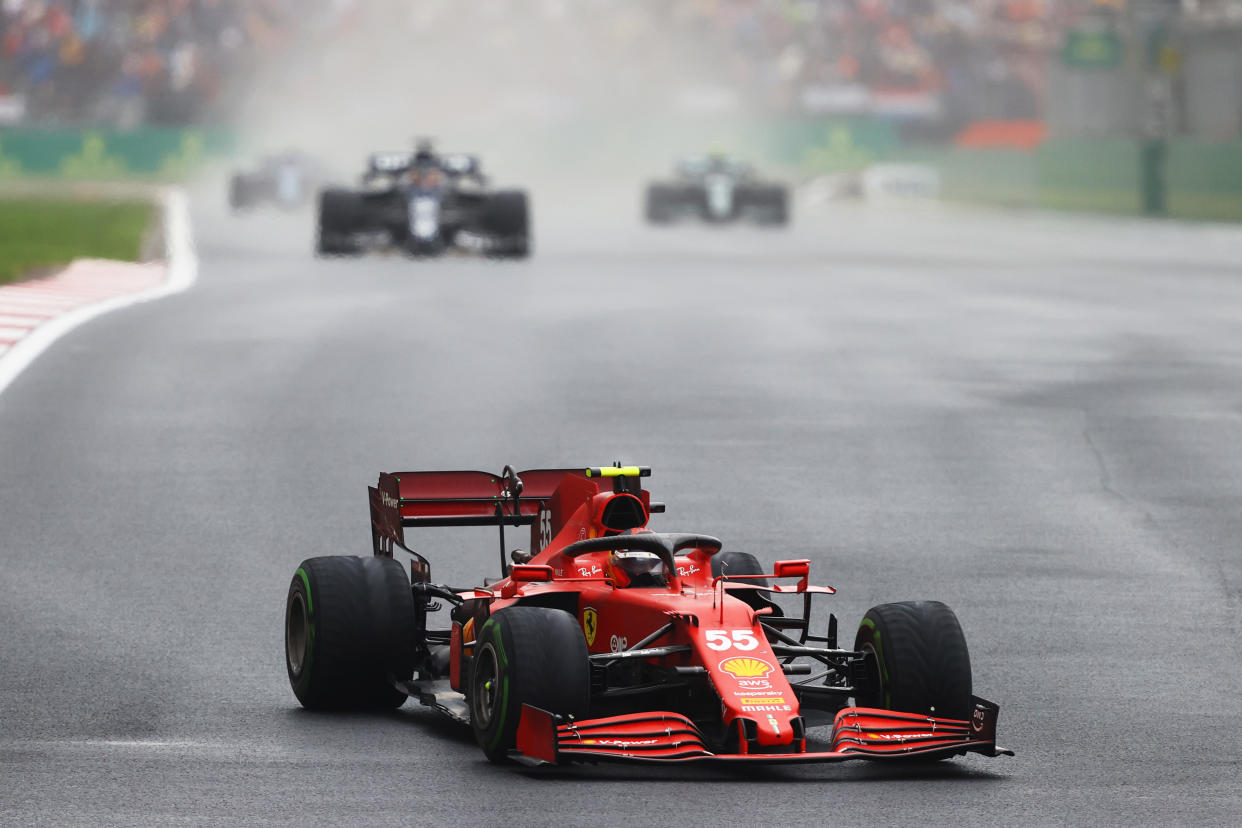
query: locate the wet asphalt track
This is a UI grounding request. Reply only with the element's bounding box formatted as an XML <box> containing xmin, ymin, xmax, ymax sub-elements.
<box><xmin>2</xmin><ymin>184</ymin><xmax>1242</xmax><ymax>826</ymax></box>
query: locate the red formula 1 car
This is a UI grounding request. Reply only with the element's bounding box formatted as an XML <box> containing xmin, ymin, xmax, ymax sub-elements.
<box><xmin>283</xmin><ymin>465</ymin><xmax>1012</xmax><ymax>765</ymax></box>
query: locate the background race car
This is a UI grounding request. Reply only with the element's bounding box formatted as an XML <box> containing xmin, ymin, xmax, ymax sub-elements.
<box><xmin>282</xmin><ymin>465</ymin><xmax>1011</xmax><ymax>768</ymax></box>
<box><xmin>315</xmin><ymin>142</ymin><xmax>530</xmax><ymax>259</ymax></box>
<box><xmin>646</xmin><ymin>155</ymin><xmax>789</xmax><ymax>226</ymax></box>
<box><xmin>228</xmin><ymin>152</ymin><xmax>322</xmax><ymax>211</ymax></box>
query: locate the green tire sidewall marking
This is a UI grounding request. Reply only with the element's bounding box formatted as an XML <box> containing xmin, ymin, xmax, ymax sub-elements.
<box><xmin>859</xmin><ymin>617</ymin><xmax>891</xmax><ymax>709</ymax></box>
<box><xmin>480</xmin><ymin>620</ymin><xmax>510</xmax><ymax>751</ymax></box>
<box><xmin>492</xmin><ymin>622</ymin><xmax>510</xmax><ymax>749</ymax></box>
<box><xmin>296</xmin><ymin>568</ymin><xmax>313</xmax><ymax>614</ymax></box>
<box><xmin>294</xmin><ymin>568</ymin><xmax>315</xmax><ymax>685</ymax></box>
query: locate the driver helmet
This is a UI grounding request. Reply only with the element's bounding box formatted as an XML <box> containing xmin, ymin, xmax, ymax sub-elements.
<box><xmin>608</xmin><ymin>550</ymin><xmax>667</xmax><ymax>588</ymax></box>
<box><xmin>413</xmin><ymin>138</ymin><xmax>436</xmax><ymax>166</ymax></box>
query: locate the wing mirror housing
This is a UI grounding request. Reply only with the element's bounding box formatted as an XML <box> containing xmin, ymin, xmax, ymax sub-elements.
<box><xmin>510</xmin><ymin>564</ymin><xmax>553</xmax><ymax>583</ymax></box>
<box><xmin>773</xmin><ymin>559</ymin><xmax>810</xmax><ymax>590</ymax></box>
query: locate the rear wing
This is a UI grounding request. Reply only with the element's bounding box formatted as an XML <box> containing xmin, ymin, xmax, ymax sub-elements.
<box><xmin>368</xmin><ymin>465</ymin><xmax>663</xmax><ymax>578</ymax></box>
<box><xmin>367</xmin><ymin>152</ymin><xmax>412</xmax><ymax>175</ymax></box>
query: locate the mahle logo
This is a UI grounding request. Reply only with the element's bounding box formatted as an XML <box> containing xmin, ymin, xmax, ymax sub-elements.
<box><xmin>718</xmin><ymin>657</ymin><xmax>774</xmax><ymax>678</ymax></box>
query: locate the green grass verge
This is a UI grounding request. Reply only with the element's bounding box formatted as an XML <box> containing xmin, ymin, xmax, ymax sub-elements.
<box><xmin>0</xmin><ymin>197</ymin><xmax>155</xmax><ymax>285</ymax></box>
<box><xmin>1166</xmin><ymin>192</ymin><xmax>1242</xmax><ymax>223</ymax></box>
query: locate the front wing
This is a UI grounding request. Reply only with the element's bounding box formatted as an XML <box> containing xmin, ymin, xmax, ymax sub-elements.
<box><xmin>515</xmin><ymin>697</ymin><xmax>1012</xmax><ymax>765</ymax></box>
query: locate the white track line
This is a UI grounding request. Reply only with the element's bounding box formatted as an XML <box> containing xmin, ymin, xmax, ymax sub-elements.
<box><xmin>0</xmin><ymin>314</ymin><xmax>53</xmax><ymax>325</ymax></box>
<box><xmin>0</xmin><ymin>188</ymin><xmax>197</xmax><ymax>398</ymax></box>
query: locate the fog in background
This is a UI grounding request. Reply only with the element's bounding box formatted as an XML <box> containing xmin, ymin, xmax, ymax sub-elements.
<box><xmin>233</xmin><ymin>2</ymin><xmax>817</xmax><ymax>187</ymax></box>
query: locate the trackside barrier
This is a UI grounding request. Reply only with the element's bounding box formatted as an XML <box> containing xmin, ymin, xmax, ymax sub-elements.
<box><xmin>892</xmin><ymin>138</ymin><xmax>1242</xmax><ymax>222</ymax></box>
<box><xmin>0</xmin><ymin>127</ymin><xmax>234</xmax><ymax>179</ymax></box>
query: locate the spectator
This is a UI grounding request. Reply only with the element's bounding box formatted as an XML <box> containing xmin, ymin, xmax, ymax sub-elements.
<box><xmin>0</xmin><ymin>0</ymin><xmax>335</xmax><ymax>125</ymax></box>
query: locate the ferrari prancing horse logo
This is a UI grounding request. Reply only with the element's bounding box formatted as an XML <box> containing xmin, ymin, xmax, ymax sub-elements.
<box><xmin>582</xmin><ymin>607</ymin><xmax>599</xmax><ymax>646</ymax></box>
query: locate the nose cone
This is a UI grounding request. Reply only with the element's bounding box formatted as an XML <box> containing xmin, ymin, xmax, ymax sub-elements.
<box><xmin>713</xmin><ymin>655</ymin><xmax>798</xmax><ymax>746</ymax></box>
<box><xmin>695</xmin><ymin>614</ymin><xmax>801</xmax><ymax>748</ymax></box>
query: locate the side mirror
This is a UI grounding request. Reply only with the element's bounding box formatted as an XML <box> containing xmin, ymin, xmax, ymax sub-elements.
<box><xmin>510</xmin><ymin>564</ymin><xmax>553</xmax><ymax>582</ymax></box>
<box><xmin>773</xmin><ymin>559</ymin><xmax>810</xmax><ymax>591</ymax></box>
<box><xmin>773</xmin><ymin>559</ymin><xmax>809</xmax><ymax>579</ymax></box>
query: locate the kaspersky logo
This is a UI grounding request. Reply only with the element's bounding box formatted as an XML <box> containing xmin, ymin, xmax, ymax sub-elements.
<box><xmin>718</xmin><ymin>657</ymin><xmax>774</xmax><ymax>679</ymax></box>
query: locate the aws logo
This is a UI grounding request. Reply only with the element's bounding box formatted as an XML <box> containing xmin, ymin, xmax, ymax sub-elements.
<box><xmin>581</xmin><ymin>607</ymin><xmax>599</xmax><ymax>646</ymax></box>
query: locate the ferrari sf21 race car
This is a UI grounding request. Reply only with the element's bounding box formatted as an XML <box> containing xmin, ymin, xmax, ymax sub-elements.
<box><xmin>283</xmin><ymin>465</ymin><xmax>1012</xmax><ymax>767</ymax></box>
<box><xmin>315</xmin><ymin>142</ymin><xmax>529</xmax><ymax>259</ymax></box>
<box><xmin>646</xmin><ymin>155</ymin><xmax>789</xmax><ymax>226</ymax></box>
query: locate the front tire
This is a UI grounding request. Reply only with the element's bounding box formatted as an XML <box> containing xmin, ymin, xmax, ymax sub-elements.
<box><xmin>645</xmin><ymin>184</ymin><xmax>672</xmax><ymax>224</ymax></box>
<box><xmin>316</xmin><ymin>189</ymin><xmax>363</xmax><ymax>256</ymax></box>
<box><xmin>469</xmin><ymin>606</ymin><xmax>589</xmax><ymax>763</ymax></box>
<box><xmin>228</xmin><ymin>175</ymin><xmax>250</xmax><ymax>211</ymax></box>
<box><xmin>285</xmin><ymin>555</ymin><xmax>418</xmax><ymax>710</ymax></box>
<box><xmin>483</xmin><ymin>190</ymin><xmax>531</xmax><ymax>258</ymax></box>
<box><xmin>750</xmin><ymin>185</ymin><xmax>789</xmax><ymax>226</ymax></box>
<box><xmin>853</xmin><ymin>601</ymin><xmax>972</xmax><ymax>720</ymax></box>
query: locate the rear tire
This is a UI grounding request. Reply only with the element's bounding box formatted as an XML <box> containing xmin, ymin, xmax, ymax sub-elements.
<box><xmin>469</xmin><ymin>606</ymin><xmax>589</xmax><ymax>763</ymax></box>
<box><xmin>853</xmin><ymin>601</ymin><xmax>972</xmax><ymax>721</ymax></box>
<box><xmin>284</xmin><ymin>555</ymin><xmax>418</xmax><ymax>710</ymax></box>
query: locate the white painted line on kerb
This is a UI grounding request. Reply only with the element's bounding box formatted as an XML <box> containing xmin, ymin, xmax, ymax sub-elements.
<box><xmin>0</xmin><ymin>188</ymin><xmax>197</xmax><ymax>398</ymax></box>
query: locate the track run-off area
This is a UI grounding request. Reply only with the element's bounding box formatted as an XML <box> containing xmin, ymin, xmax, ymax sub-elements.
<box><xmin>2</xmin><ymin>184</ymin><xmax>1241</xmax><ymax>826</ymax></box>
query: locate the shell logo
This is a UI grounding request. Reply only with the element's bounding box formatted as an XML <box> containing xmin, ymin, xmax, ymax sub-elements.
<box><xmin>718</xmin><ymin>657</ymin><xmax>774</xmax><ymax>679</ymax></box>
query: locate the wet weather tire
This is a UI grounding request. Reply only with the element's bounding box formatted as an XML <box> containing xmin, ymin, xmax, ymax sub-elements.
<box><xmin>228</xmin><ymin>175</ymin><xmax>250</xmax><ymax>211</ymax></box>
<box><xmin>483</xmin><ymin>190</ymin><xmax>530</xmax><ymax>257</ymax></box>
<box><xmin>853</xmin><ymin>601</ymin><xmax>972</xmax><ymax>721</ymax></box>
<box><xmin>284</xmin><ymin>555</ymin><xmax>418</xmax><ymax>710</ymax></box>
<box><xmin>316</xmin><ymin>189</ymin><xmax>362</xmax><ymax>256</ymax></box>
<box><xmin>645</xmin><ymin>184</ymin><xmax>672</xmax><ymax>223</ymax></box>
<box><xmin>757</xmin><ymin>185</ymin><xmax>789</xmax><ymax>226</ymax></box>
<box><xmin>469</xmin><ymin>606</ymin><xmax>589</xmax><ymax>763</ymax></box>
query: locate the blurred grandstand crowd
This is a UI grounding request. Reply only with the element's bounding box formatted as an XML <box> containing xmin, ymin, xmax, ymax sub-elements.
<box><xmin>0</xmin><ymin>0</ymin><xmax>344</xmax><ymax>126</ymax></box>
<box><xmin>1</xmin><ymin>0</ymin><xmax>1239</xmax><ymax>133</ymax></box>
<box><xmin>553</xmin><ymin>0</ymin><xmax>1061</xmax><ymax>122</ymax></box>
